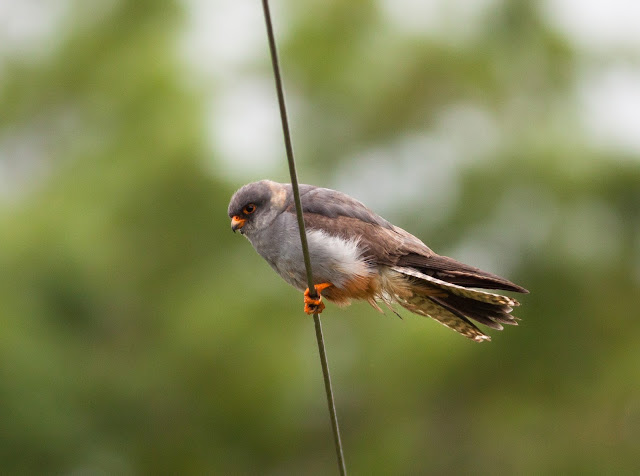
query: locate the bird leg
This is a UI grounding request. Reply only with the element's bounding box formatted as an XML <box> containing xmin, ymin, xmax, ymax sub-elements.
<box><xmin>303</xmin><ymin>282</ymin><xmax>332</xmax><ymax>315</ymax></box>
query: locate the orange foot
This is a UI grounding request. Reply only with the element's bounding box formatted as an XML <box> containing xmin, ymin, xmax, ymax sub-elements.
<box><xmin>303</xmin><ymin>283</ymin><xmax>333</xmax><ymax>315</ymax></box>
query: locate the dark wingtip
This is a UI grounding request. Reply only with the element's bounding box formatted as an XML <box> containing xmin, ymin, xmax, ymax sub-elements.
<box><xmin>501</xmin><ymin>281</ymin><xmax>529</xmax><ymax>294</ymax></box>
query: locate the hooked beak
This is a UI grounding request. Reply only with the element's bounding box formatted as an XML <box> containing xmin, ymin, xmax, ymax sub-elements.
<box><xmin>231</xmin><ymin>215</ymin><xmax>246</xmax><ymax>233</ymax></box>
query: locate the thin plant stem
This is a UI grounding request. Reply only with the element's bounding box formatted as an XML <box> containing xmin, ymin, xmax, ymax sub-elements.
<box><xmin>260</xmin><ymin>1</ymin><xmax>347</xmax><ymax>474</ymax></box>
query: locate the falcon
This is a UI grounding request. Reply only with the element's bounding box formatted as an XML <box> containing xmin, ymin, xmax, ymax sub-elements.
<box><xmin>228</xmin><ymin>180</ymin><xmax>528</xmax><ymax>342</ymax></box>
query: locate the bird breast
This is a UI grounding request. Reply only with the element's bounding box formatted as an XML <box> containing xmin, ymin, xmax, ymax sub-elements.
<box><xmin>249</xmin><ymin>215</ymin><xmax>376</xmax><ymax>295</ymax></box>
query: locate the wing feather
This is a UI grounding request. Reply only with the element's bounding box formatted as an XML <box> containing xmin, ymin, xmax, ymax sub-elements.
<box><xmin>391</xmin><ymin>266</ymin><xmax>520</xmax><ymax>307</ymax></box>
<box><xmin>397</xmin><ymin>253</ymin><xmax>529</xmax><ymax>293</ymax></box>
<box><xmin>294</xmin><ymin>185</ymin><xmax>395</xmax><ymax>230</ymax></box>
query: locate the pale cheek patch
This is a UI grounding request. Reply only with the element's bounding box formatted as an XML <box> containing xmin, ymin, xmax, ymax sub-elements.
<box><xmin>267</xmin><ymin>181</ymin><xmax>287</xmax><ymax>208</ymax></box>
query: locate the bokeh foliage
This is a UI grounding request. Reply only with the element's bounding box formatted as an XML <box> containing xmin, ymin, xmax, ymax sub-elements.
<box><xmin>1</xmin><ymin>0</ymin><xmax>639</xmax><ymax>474</ymax></box>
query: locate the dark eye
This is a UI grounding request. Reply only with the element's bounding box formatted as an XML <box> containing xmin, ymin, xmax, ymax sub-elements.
<box><xmin>243</xmin><ymin>204</ymin><xmax>257</xmax><ymax>214</ymax></box>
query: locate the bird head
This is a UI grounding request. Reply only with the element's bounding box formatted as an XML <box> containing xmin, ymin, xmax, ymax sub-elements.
<box><xmin>227</xmin><ymin>180</ymin><xmax>289</xmax><ymax>236</ymax></box>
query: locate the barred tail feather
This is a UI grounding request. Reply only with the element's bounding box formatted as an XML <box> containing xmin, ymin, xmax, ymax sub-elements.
<box><xmin>397</xmin><ymin>293</ymin><xmax>492</xmax><ymax>342</ymax></box>
<box><xmin>388</xmin><ymin>266</ymin><xmax>523</xmax><ymax>342</ymax></box>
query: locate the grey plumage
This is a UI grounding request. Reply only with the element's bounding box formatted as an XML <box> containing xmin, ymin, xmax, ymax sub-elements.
<box><xmin>228</xmin><ymin>180</ymin><xmax>529</xmax><ymax>342</ymax></box>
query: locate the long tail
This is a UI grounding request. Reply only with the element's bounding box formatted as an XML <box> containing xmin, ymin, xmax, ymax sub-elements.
<box><xmin>388</xmin><ymin>266</ymin><xmax>522</xmax><ymax>342</ymax></box>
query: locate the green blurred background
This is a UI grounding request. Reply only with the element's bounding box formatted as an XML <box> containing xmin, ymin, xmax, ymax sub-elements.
<box><xmin>1</xmin><ymin>0</ymin><xmax>639</xmax><ymax>474</ymax></box>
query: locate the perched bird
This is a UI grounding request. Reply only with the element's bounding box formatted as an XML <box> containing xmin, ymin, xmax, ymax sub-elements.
<box><xmin>228</xmin><ymin>180</ymin><xmax>528</xmax><ymax>342</ymax></box>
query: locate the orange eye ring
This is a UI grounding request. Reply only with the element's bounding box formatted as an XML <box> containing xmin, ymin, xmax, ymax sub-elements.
<box><xmin>243</xmin><ymin>204</ymin><xmax>257</xmax><ymax>214</ymax></box>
